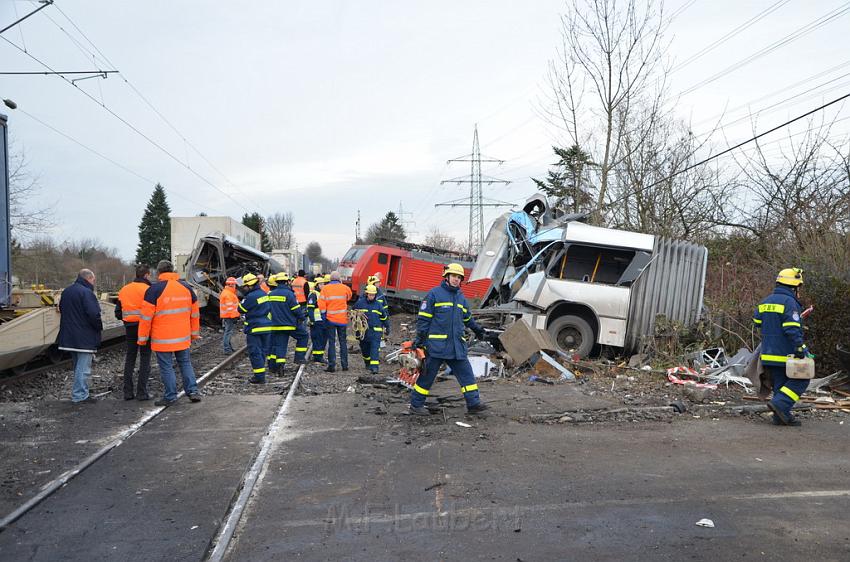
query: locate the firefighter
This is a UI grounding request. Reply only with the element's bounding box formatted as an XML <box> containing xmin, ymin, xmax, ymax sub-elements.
<box><xmin>292</xmin><ymin>269</ymin><xmax>308</xmax><ymax>305</ymax></box>
<box><xmin>409</xmin><ymin>263</ymin><xmax>488</xmax><ymax>416</ymax></box>
<box><xmin>219</xmin><ymin>276</ymin><xmax>240</xmax><ymax>355</ymax></box>
<box><xmin>318</xmin><ymin>271</ymin><xmax>352</xmax><ymax>373</ymax></box>
<box><xmin>116</xmin><ymin>263</ymin><xmax>152</xmax><ymax>400</ymax></box>
<box><xmin>754</xmin><ymin>267</ymin><xmax>812</xmax><ymax>426</ymax></box>
<box><xmin>354</xmin><ymin>284</ymin><xmax>389</xmax><ymax>373</ymax></box>
<box><xmin>307</xmin><ymin>275</ymin><xmax>328</xmax><ymax>363</ymax></box>
<box><xmin>267</xmin><ymin>272</ymin><xmax>308</xmax><ymax>374</ymax></box>
<box><xmin>367</xmin><ymin>273</ymin><xmax>390</xmax><ymax>318</ymax></box>
<box><xmin>238</xmin><ymin>272</ymin><xmax>273</xmax><ymax>384</ymax></box>
<box><xmin>137</xmin><ymin>260</ymin><xmax>202</xmax><ymax>406</ymax></box>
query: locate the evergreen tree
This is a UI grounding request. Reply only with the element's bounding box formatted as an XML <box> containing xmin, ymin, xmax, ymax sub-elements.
<box><xmin>135</xmin><ymin>184</ymin><xmax>171</xmax><ymax>266</ymax></box>
<box><xmin>241</xmin><ymin>212</ymin><xmax>272</xmax><ymax>252</ymax></box>
<box><xmin>365</xmin><ymin>212</ymin><xmax>407</xmax><ymax>243</ymax></box>
<box><xmin>532</xmin><ymin>145</ymin><xmax>595</xmax><ymax>214</ymax></box>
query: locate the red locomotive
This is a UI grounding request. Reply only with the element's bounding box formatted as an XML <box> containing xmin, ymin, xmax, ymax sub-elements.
<box><xmin>338</xmin><ymin>241</ymin><xmax>491</xmax><ymax>309</ymax></box>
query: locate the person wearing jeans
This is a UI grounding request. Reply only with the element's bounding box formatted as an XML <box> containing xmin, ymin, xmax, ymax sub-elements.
<box><xmin>155</xmin><ymin>348</ymin><xmax>199</xmax><ymax>402</ymax></box>
<box><xmin>57</xmin><ymin>269</ymin><xmax>103</xmax><ymax>404</ymax></box>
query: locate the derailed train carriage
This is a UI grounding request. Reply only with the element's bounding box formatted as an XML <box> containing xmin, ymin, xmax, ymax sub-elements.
<box><xmin>472</xmin><ymin>194</ymin><xmax>709</xmax><ymax>357</ymax></box>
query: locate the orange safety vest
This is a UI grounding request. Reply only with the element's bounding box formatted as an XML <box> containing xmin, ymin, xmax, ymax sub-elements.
<box><xmin>292</xmin><ymin>276</ymin><xmax>307</xmax><ymax>303</ymax></box>
<box><xmin>219</xmin><ymin>286</ymin><xmax>240</xmax><ymax>319</ymax></box>
<box><xmin>138</xmin><ymin>272</ymin><xmax>200</xmax><ymax>352</ymax></box>
<box><xmin>260</xmin><ymin>281</ymin><xmax>270</xmax><ymax>294</ymax></box>
<box><xmin>318</xmin><ymin>281</ymin><xmax>352</xmax><ymax>325</ymax></box>
<box><xmin>117</xmin><ymin>280</ymin><xmax>149</xmax><ymax>324</ymax></box>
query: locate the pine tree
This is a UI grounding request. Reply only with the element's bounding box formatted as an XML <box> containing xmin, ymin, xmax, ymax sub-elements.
<box><xmin>241</xmin><ymin>212</ymin><xmax>272</xmax><ymax>252</ymax></box>
<box><xmin>135</xmin><ymin>184</ymin><xmax>172</xmax><ymax>266</ymax></box>
<box><xmin>532</xmin><ymin>145</ymin><xmax>595</xmax><ymax>214</ymax></box>
<box><xmin>364</xmin><ymin>212</ymin><xmax>407</xmax><ymax>243</ymax></box>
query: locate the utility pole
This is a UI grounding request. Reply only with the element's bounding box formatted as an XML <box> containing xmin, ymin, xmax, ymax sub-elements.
<box><xmin>436</xmin><ymin>124</ymin><xmax>512</xmax><ymax>254</ymax></box>
<box><xmin>397</xmin><ymin>201</ymin><xmax>417</xmax><ymax>237</ymax></box>
<box><xmin>355</xmin><ymin>209</ymin><xmax>361</xmax><ymax>242</ymax></box>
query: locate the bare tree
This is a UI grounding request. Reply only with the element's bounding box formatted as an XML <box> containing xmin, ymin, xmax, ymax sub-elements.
<box><xmin>545</xmin><ymin>0</ymin><xmax>668</xmax><ymax>223</ymax></box>
<box><xmin>266</xmin><ymin>211</ymin><xmax>295</xmax><ymax>249</ymax></box>
<box><xmin>423</xmin><ymin>227</ymin><xmax>465</xmax><ymax>252</ymax></box>
<box><xmin>8</xmin><ymin>145</ymin><xmax>54</xmax><ymax>241</ymax></box>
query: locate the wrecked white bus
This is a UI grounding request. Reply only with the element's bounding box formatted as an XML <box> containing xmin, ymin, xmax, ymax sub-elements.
<box><xmin>470</xmin><ymin>195</ymin><xmax>707</xmax><ymax>357</ymax></box>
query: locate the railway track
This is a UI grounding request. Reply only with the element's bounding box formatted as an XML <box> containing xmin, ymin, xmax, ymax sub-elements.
<box><xmin>0</xmin><ymin>338</ymin><xmax>126</xmax><ymax>386</ymax></box>
<box><xmin>0</xmin><ymin>344</ymin><xmax>249</xmax><ymax>531</ymax></box>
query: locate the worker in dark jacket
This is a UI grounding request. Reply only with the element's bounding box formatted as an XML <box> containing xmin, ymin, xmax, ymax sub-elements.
<box><xmin>115</xmin><ymin>264</ymin><xmax>152</xmax><ymax>400</ymax></box>
<box><xmin>307</xmin><ymin>275</ymin><xmax>328</xmax><ymax>363</ymax></box>
<box><xmin>753</xmin><ymin>267</ymin><xmax>812</xmax><ymax>426</ymax></box>
<box><xmin>409</xmin><ymin>263</ymin><xmax>487</xmax><ymax>416</ymax></box>
<box><xmin>239</xmin><ymin>272</ymin><xmax>272</xmax><ymax>384</ymax></box>
<box><xmin>57</xmin><ymin>269</ymin><xmax>103</xmax><ymax>404</ymax></box>
<box><xmin>267</xmin><ymin>273</ymin><xmax>308</xmax><ymax>374</ymax></box>
<box><xmin>354</xmin><ymin>284</ymin><xmax>389</xmax><ymax>373</ymax></box>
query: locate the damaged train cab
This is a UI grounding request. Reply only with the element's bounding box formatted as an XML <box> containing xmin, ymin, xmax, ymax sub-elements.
<box><xmin>183</xmin><ymin>233</ymin><xmax>282</xmax><ymax>322</ymax></box>
<box><xmin>471</xmin><ymin>194</ymin><xmax>708</xmax><ymax>357</ymax></box>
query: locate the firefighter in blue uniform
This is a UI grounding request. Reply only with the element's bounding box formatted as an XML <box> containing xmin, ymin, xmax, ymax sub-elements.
<box><xmin>753</xmin><ymin>267</ymin><xmax>812</xmax><ymax>426</ymax></box>
<box><xmin>307</xmin><ymin>275</ymin><xmax>328</xmax><ymax>363</ymax></box>
<box><xmin>409</xmin><ymin>263</ymin><xmax>488</xmax><ymax>416</ymax></box>
<box><xmin>354</xmin><ymin>284</ymin><xmax>389</xmax><ymax>373</ymax></box>
<box><xmin>367</xmin><ymin>274</ymin><xmax>390</xmax><ymax>318</ymax></box>
<box><xmin>267</xmin><ymin>272</ymin><xmax>308</xmax><ymax>374</ymax></box>
<box><xmin>239</xmin><ymin>273</ymin><xmax>272</xmax><ymax>384</ymax></box>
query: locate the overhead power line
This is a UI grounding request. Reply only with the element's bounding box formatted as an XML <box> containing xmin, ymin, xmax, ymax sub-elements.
<box><xmin>0</xmin><ymin>34</ymin><xmax>250</xmax><ymax>212</ymax></box>
<box><xmin>0</xmin><ymin>70</ymin><xmax>118</xmax><ymax>75</ymax></box>
<box><xmin>0</xmin><ymin>0</ymin><xmax>53</xmax><ymax>35</ymax></box>
<box><xmin>678</xmin><ymin>2</ymin><xmax>850</xmax><ymax>97</ymax></box>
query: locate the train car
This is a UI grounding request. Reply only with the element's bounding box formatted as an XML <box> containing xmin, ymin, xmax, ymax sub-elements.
<box><xmin>338</xmin><ymin>241</ymin><xmax>491</xmax><ymax>309</ymax></box>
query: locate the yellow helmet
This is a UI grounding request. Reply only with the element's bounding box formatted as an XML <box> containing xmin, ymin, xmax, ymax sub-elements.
<box><xmin>776</xmin><ymin>267</ymin><xmax>803</xmax><ymax>287</ymax></box>
<box><xmin>366</xmin><ymin>275</ymin><xmax>379</xmax><ymax>284</ymax></box>
<box><xmin>443</xmin><ymin>263</ymin><xmax>465</xmax><ymax>279</ymax></box>
<box><xmin>267</xmin><ymin>274</ymin><xmax>278</xmax><ymax>287</ymax></box>
<box><xmin>318</xmin><ymin>274</ymin><xmax>331</xmax><ymax>284</ymax></box>
<box><xmin>242</xmin><ymin>272</ymin><xmax>258</xmax><ymax>287</ymax></box>
<box><xmin>364</xmin><ymin>284</ymin><xmax>378</xmax><ymax>295</ymax></box>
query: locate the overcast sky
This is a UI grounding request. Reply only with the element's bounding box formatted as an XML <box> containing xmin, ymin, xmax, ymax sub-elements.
<box><xmin>2</xmin><ymin>0</ymin><xmax>849</xmax><ymax>261</ymax></box>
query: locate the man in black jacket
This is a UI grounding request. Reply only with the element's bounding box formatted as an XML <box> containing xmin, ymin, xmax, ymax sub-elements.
<box><xmin>57</xmin><ymin>269</ymin><xmax>103</xmax><ymax>404</ymax></box>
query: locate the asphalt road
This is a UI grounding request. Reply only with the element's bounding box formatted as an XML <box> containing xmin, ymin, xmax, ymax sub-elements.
<box><xmin>224</xmin><ymin>389</ymin><xmax>850</xmax><ymax>562</ymax></box>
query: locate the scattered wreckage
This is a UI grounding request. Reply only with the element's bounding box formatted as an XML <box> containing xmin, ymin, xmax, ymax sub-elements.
<box><xmin>183</xmin><ymin>233</ymin><xmax>282</xmax><ymax>322</ymax></box>
<box><xmin>470</xmin><ymin>194</ymin><xmax>708</xmax><ymax>358</ymax></box>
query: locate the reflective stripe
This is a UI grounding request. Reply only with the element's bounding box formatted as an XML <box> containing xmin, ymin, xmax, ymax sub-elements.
<box><xmin>413</xmin><ymin>384</ymin><xmax>429</xmax><ymax>396</ymax></box>
<box><xmin>295</xmin><ymin>347</ymin><xmax>308</xmax><ymax>352</ymax></box>
<box><xmin>779</xmin><ymin>386</ymin><xmax>800</xmax><ymax>402</ymax></box>
<box><xmin>782</xmin><ymin>322</ymin><xmax>801</xmax><ymax>328</ymax></box>
<box><xmin>251</xmin><ymin>326</ymin><xmax>275</xmax><ymax>333</ymax></box>
<box><xmin>140</xmin><ymin>314</ymin><xmax>153</xmax><ymax>321</ymax></box>
<box><xmin>123</xmin><ymin>309</ymin><xmax>141</xmax><ymax>316</ymax></box>
<box><xmin>461</xmin><ymin>384</ymin><xmax>478</xmax><ymax>393</ymax></box>
<box><xmin>373</xmin><ymin>327</ymin><xmax>384</xmax><ymax>332</ymax></box>
<box><xmin>323</xmin><ymin>295</ymin><xmax>348</xmax><ymax>300</ymax></box>
<box><xmin>753</xmin><ymin>318</ymin><xmax>762</xmax><ymax>324</ymax></box>
<box><xmin>434</xmin><ymin>302</ymin><xmax>453</xmax><ymax>307</ymax></box>
<box><xmin>290</xmin><ymin>304</ymin><xmax>301</xmax><ymax>310</ymax></box>
<box><xmin>268</xmin><ymin>295</ymin><xmax>287</xmax><ymax>302</ymax></box>
<box><xmin>137</xmin><ymin>336</ymin><xmax>149</xmax><ymax>342</ymax></box>
<box><xmin>276</xmin><ymin>358</ymin><xmax>286</xmax><ymax>364</ymax></box>
<box><xmin>457</xmin><ymin>304</ymin><xmax>467</xmax><ymax>313</ymax></box>
<box><xmin>191</xmin><ymin>313</ymin><xmax>200</xmax><ymax>319</ymax></box>
<box><xmin>463</xmin><ymin>317</ymin><xmax>470</xmax><ymax>323</ymax></box>
<box><xmin>758</xmin><ymin>303</ymin><xmax>785</xmax><ymax>314</ymax></box>
<box><xmin>761</xmin><ymin>354</ymin><xmax>789</xmax><ymax>363</ymax></box>
<box><xmin>312</xmin><ymin>350</ymin><xmax>325</xmax><ymax>355</ymax></box>
<box><xmin>268</xmin><ymin>354</ymin><xmax>277</xmax><ymax>359</ymax></box>
<box><xmin>151</xmin><ymin>335</ymin><xmax>191</xmax><ymax>344</ymax></box>
<box><xmin>190</xmin><ymin>330</ymin><xmax>200</xmax><ymax>336</ymax></box>
<box><xmin>369</xmin><ymin>360</ymin><xmax>380</xmax><ymax>365</ymax></box>
<box><xmin>257</xmin><ymin>296</ymin><xmax>269</xmax><ymax>303</ymax></box>
<box><xmin>238</xmin><ymin>304</ymin><xmax>248</xmax><ymax>312</ymax></box>
<box><xmin>418</xmin><ymin>311</ymin><xmax>433</xmax><ymax>318</ymax></box>
<box><xmin>270</xmin><ymin>326</ymin><xmax>296</xmax><ymax>331</ymax></box>
<box><xmin>253</xmin><ymin>367</ymin><xmax>266</xmax><ymax>374</ymax></box>
<box><xmin>428</xmin><ymin>334</ymin><xmax>447</xmax><ymax>339</ymax></box>
<box><xmin>155</xmin><ymin>307</ymin><xmax>191</xmax><ymax>316</ymax></box>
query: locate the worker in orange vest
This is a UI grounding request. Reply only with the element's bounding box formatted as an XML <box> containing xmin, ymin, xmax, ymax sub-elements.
<box><xmin>292</xmin><ymin>269</ymin><xmax>308</xmax><ymax>305</ymax></box>
<box><xmin>138</xmin><ymin>260</ymin><xmax>202</xmax><ymax>406</ymax></box>
<box><xmin>318</xmin><ymin>270</ymin><xmax>352</xmax><ymax>372</ymax></box>
<box><xmin>257</xmin><ymin>273</ymin><xmax>271</xmax><ymax>294</ymax></box>
<box><xmin>116</xmin><ymin>264</ymin><xmax>153</xmax><ymax>401</ymax></box>
<box><xmin>219</xmin><ymin>276</ymin><xmax>240</xmax><ymax>355</ymax></box>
